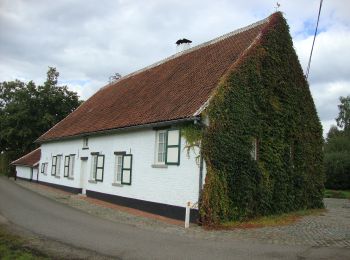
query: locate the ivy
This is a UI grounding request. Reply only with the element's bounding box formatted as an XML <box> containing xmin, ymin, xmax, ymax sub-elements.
<box><xmin>199</xmin><ymin>12</ymin><xmax>324</xmax><ymax>225</ymax></box>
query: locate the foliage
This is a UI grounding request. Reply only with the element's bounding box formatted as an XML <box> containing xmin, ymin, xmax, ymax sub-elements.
<box><xmin>324</xmin><ymin>132</ymin><xmax>350</xmax><ymax>190</ymax></box>
<box><xmin>324</xmin><ymin>189</ymin><xmax>350</xmax><ymax>199</ymax></box>
<box><xmin>0</xmin><ymin>225</ymin><xmax>49</xmax><ymax>260</ymax></box>
<box><xmin>336</xmin><ymin>96</ymin><xmax>350</xmax><ymax>133</ymax></box>
<box><xmin>181</xmin><ymin>123</ymin><xmax>202</xmax><ymax>162</ymax></box>
<box><xmin>0</xmin><ymin>67</ymin><xmax>82</xmax><ymax>175</ymax></box>
<box><xmin>199</xmin><ymin>13</ymin><xmax>324</xmax><ymax>225</ymax></box>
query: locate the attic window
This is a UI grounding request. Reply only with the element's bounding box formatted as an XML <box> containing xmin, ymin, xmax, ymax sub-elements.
<box><xmin>83</xmin><ymin>137</ymin><xmax>89</xmax><ymax>149</ymax></box>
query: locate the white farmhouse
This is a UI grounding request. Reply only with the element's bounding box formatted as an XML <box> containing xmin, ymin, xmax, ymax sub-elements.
<box><xmin>12</xmin><ymin>17</ymin><xmax>271</xmax><ymax>222</ymax></box>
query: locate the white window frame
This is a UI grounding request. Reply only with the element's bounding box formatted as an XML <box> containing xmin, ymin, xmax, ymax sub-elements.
<box><xmin>83</xmin><ymin>137</ymin><xmax>89</xmax><ymax>149</ymax></box>
<box><xmin>114</xmin><ymin>153</ymin><xmax>124</xmax><ymax>184</ymax></box>
<box><xmin>56</xmin><ymin>155</ymin><xmax>62</xmax><ymax>177</ymax></box>
<box><xmin>69</xmin><ymin>155</ymin><xmax>75</xmax><ymax>178</ymax></box>
<box><xmin>155</xmin><ymin>130</ymin><xmax>167</xmax><ymax>165</ymax></box>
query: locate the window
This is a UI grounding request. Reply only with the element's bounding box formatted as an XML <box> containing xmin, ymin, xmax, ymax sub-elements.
<box><xmin>155</xmin><ymin>130</ymin><xmax>166</xmax><ymax>164</ymax></box>
<box><xmin>83</xmin><ymin>137</ymin><xmax>89</xmax><ymax>149</ymax></box>
<box><xmin>90</xmin><ymin>153</ymin><xmax>104</xmax><ymax>182</ymax></box>
<box><xmin>56</xmin><ymin>155</ymin><xmax>62</xmax><ymax>177</ymax></box>
<box><xmin>121</xmin><ymin>154</ymin><xmax>132</xmax><ymax>185</ymax></box>
<box><xmin>114</xmin><ymin>152</ymin><xmax>133</xmax><ymax>185</ymax></box>
<box><xmin>114</xmin><ymin>153</ymin><xmax>124</xmax><ymax>184</ymax></box>
<box><xmin>64</xmin><ymin>156</ymin><xmax>70</xmax><ymax>177</ymax></box>
<box><xmin>41</xmin><ymin>163</ymin><xmax>48</xmax><ymax>175</ymax></box>
<box><xmin>251</xmin><ymin>138</ymin><xmax>258</xmax><ymax>161</ymax></box>
<box><xmin>51</xmin><ymin>156</ymin><xmax>57</xmax><ymax>176</ymax></box>
<box><xmin>69</xmin><ymin>155</ymin><xmax>75</xmax><ymax>177</ymax></box>
<box><xmin>154</xmin><ymin>129</ymin><xmax>181</xmax><ymax>166</ymax></box>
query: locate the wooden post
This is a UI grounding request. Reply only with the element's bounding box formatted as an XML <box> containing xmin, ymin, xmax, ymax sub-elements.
<box><xmin>185</xmin><ymin>201</ymin><xmax>190</xmax><ymax>228</ymax></box>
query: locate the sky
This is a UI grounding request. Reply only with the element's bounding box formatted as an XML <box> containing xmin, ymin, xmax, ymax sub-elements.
<box><xmin>0</xmin><ymin>0</ymin><xmax>349</xmax><ymax>136</ymax></box>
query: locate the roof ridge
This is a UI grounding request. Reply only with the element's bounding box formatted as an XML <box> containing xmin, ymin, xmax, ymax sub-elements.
<box><xmin>99</xmin><ymin>15</ymin><xmax>270</xmax><ymax>92</ymax></box>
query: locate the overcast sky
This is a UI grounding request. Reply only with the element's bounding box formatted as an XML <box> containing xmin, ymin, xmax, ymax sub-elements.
<box><xmin>0</xmin><ymin>0</ymin><xmax>349</xmax><ymax>136</ymax></box>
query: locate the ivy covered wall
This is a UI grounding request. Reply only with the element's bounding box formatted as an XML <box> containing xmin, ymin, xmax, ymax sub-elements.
<box><xmin>199</xmin><ymin>12</ymin><xmax>324</xmax><ymax>225</ymax></box>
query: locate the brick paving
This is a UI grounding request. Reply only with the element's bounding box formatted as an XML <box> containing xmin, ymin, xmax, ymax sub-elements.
<box><xmin>16</xmin><ymin>179</ymin><xmax>350</xmax><ymax>248</ymax></box>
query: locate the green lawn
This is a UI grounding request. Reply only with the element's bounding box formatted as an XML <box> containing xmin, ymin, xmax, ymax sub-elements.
<box><xmin>0</xmin><ymin>225</ymin><xmax>49</xmax><ymax>260</ymax></box>
<box><xmin>216</xmin><ymin>208</ymin><xmax>326</xmax><ymax>230</ymax></box>
<box><xmin>324</xmin><ymin>189</ymin><xmax>350</xmax><ymax>199</ymax></box>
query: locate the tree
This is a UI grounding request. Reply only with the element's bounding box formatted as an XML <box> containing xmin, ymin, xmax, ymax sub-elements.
<box><xmin>324</xmin><ymin>96</ymin><xmax>350</xmax><ymax>190</ymax></box>
<box><xmin>336</xmin><ymin>96</ymin><xmax>350</xmax><ymax>133</ymax></box>
<box><xmin>0</xmin><ymin>67</ymin><xmax>82</xmax><ymax>175</ymax></box>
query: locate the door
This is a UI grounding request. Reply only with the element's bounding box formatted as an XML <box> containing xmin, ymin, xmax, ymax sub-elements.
<box><xmin>80</xmin><ymin>158</ymin><xmax>88</xmax><ymax>195</ymax></box>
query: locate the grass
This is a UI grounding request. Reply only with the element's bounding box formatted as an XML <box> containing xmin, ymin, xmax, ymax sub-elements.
<box><xmin>0</xmin><ymin>225</ymin><xmax>49</xmax><ymax>260</ymax></box>
<box><xmin>324</xmin><ymin>189</ymin><xmax>350</xmax><ymax>199</ymax></box>
<box><xmin>218</xmin><ymin>208</ymin><xmax>326</xmax><ymax>230</ymax></box>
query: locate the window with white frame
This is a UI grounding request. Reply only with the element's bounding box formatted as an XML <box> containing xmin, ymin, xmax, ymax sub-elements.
<box><xmin>155</xmin><ymin>130</ymin><xmax>166</xmax><ymax>164</ymax></box>
<box><xmin>114</xmin><ymin>153</ymin><xmax>123</xmax><ymax>184</ymax></box>
<box><xmin>90</xmin><ymin>153</ymin><xmax>104</xmax><ymax>182</ymax></box>
<box><xmin>64</xmin><ymin>155</ymin><xmax>75</xmax><ymax>178</ymax></box>
<box><xmin>251</xmin><ymin>138</ymin><xmax>258</xmax><ymax>161</ymax></box>
<box><xmin>41</xmin><ymin>163</ymin><xmax>48</xmax><ymax>175</ymax></box>
<box><xmin>113</xmin><ymin>152</ymin><xmax>133</xmax><ymax>185</ymax></box>
<box><xmin>69</xmin><ymin>155</ymin><xmax>75</xmax><ymax>178</ymax></box>
<box><xmin>154</xmin><ymin>129</ymin><xmax>181</xmax><ymax>165</ymax></box>
<box><xmin>56</xmin><ymin>155</ymin><xmax>62</xmax><ymax>176</ymax></box>
<box><xmin>83</xmin><ymin>137</ymin><xmax>89</xmax><ymax>149</ymax></box>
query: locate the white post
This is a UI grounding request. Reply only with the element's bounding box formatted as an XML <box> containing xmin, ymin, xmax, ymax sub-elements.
<box><xmin>185</xmin><ymin>201</ymin><xmax>190</xmax><ymax>228</ymax></box>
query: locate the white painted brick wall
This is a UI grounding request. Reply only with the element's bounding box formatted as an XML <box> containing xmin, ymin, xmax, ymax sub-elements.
<box><xmin>16</xmin><ymin>165</ymin><xmax>32</xmax><ymax>179</ymax></box>
<box><xmin>39</xmin><ymin>127</ymin><xmax>206</xmax><ymax>208</ymax></box>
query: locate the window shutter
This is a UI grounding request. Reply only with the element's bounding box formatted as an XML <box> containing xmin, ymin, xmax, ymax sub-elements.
<box><xmin>95</xmin><ymin>155</ymin><xmax>105</xmax><ymax>181</ymax></box>
<box><xmin>165</xmin><ymin>129</ymin><xmax>180</xmax><ymax>165</ymax></box>
<box><xmin>121</xmin><ymin>154</ymin><xmax>132</xmax><ymax>185</ymax></box>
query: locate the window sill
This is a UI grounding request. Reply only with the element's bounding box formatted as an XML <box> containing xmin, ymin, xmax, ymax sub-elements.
<box><xmin>68</xmin><ymin>177</ymin><xmax>74</xmax><ymax>180</ymax></box>
<box><xmin>82</xmin><ymin>147</ymin><xmax>89</xmax><ymax>150</ymax></box>
<box><xmin>54</xmin><ymin>176</ymin><xmax>60</xmax><ymax>179</ymax></box>
<box><xmin>88</xmin><ymin>180</ymin><xmax>97</xmax><ymax>184</ymax></box>
<box><xmin>112</xmin><ymin>183</ymin><xmax>123</xmax><ymax>187</ymax></box>
<box><xmin>151</xmin><ymin>164</ymin><xmax>168</xmax><ymax>168</ymax></box>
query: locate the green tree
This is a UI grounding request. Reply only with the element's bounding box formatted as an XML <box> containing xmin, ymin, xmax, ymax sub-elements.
<box><xmin>336</xmin><ymin>96</ymin><xmax>350</xmax><ymax>133</ymax></box>
<box><xmin>324</xmin><ymin>96</ymin><xmax>350</xmax><ymax>190</ymax></box>
<box><xmin>0</xmin><ymin>67</ymin><xmax>82</xmax><ymax>175</ymax></box>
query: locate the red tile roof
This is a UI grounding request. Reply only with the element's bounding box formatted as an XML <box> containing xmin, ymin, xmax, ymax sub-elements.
<box><xmin>37</xmin><ymin>14</ymin><xmax>273</xmax><ymax>142</ymax></box>
<box><xmin>11</xmin><ymin>148</ymin><xmax>41</xmax><ymax>167</ymax></box>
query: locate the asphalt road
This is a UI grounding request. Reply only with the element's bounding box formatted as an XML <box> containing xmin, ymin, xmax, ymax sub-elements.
<box><xmin>0</xmin><ymin>177</ymin><xmax>349</xmax><ymax>260</ymax></box>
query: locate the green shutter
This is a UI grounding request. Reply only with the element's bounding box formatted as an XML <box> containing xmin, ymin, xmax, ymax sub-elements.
<box><xmin>165</xmin><ymin>129</ymin><xmax>181</xmax><ymax>165</ymax></box>
<box><xmin>95</xmin><ymin>155</ymin><xmax>105</xmax><ymax>182</ymax></box>
<box><xmin>121</xmin><ymin>154</ymin><xmax>132</xmax><ymax>185</ymax></box>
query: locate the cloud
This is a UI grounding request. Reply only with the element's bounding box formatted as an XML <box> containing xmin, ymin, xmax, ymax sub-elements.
<box><xmin>0</xmin><ymin>0</ymin><xmax>349</xmax><ymax>136</ymax></box>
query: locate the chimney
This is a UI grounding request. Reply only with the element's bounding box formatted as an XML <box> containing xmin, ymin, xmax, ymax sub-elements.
<box><xmin>176</xmin><ymin>38</ymin><xmax>192</xmax><ymax>52</ymax></box>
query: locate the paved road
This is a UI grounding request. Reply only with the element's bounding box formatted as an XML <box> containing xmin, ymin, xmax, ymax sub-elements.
<box><xmin>0</xmin><ymin>177</ymin><xmax>349</xmax><ymax>259</ymax></box>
